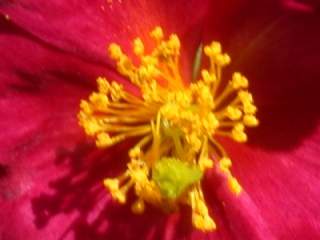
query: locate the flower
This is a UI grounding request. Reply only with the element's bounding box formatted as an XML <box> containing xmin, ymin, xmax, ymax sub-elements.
<box><xmin>1</xmin><ymin>1</ymin><xmax>320</xmax><ymax>240</ymax></box>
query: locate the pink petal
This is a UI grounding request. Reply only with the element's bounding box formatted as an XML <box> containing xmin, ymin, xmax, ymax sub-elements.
<box><xmin>217</xmin><ymin>123</ymin><xmax>320</xmax><ymax>239</ymax></box>
<box><xmin>0</xmin><ymin>18</ymin><xmax>98</xmax><ymax>209</ymax></box>
<box><xmin>0</xmin><ymin>0</ymin><xmax>210</xmax><ymax>82</ymax></box>
<box><xmin>0</xmin><ymin>19</ymin><xmax>134</xmax><ymax>239</ymax></box>
<box><xmin>204</xmin><ymin>168</ymin><xmax>276</xmax><ymax>240</ymax></box>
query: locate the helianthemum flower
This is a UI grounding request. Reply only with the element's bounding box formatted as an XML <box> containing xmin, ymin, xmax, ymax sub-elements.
<box><xmin>78</xmin><ymin>27</ymin><xmax>258</xmax><ymax>231</ymax></box>
<box><xmin>1</xmin><ymin>0</ymin><xmax>320</xmax><ymax>239</ymax></box>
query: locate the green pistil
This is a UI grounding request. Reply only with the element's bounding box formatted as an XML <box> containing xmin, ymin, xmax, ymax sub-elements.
<box><xmin>152</xmin><ymin>157</ymin><xmax>203</xmax><ymax>199</ymax></box>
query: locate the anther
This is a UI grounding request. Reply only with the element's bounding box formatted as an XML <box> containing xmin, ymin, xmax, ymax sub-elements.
<box><xmin>133</xmin><ymin>38</ymin><xmax>144</xmax><ymax>56</ymax></box>
<box><xmin>243</xmin><ymin>115</ymin><xmax>259</xmax><ymax>127</ymax></box>
<box><xmin>231</xmin><ymin>72</ymin><xmax>249</xmax><ymax>89</ymax></box>
<box><xmin>150</xmin><ymin>26</ymin><xmax>164</xmax><ymax>40</ymax></box>
<box><xmin>109</xmin><ymin>43</ymin><xmax>123</xmax><ymax>60</ymax></box>
<box><xmin>232</xmin><ymin>124</ymin><xmax>247</xmax><ymax>142</ymax></box>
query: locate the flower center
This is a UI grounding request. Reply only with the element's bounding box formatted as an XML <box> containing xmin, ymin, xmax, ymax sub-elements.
<box><xmin>78</xmin><ymin>26</ymin><xmax>259</xmax><ymax>231</ymax></box>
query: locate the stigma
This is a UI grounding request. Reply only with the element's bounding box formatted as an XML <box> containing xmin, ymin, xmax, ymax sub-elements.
<box><xmin>78</xmin><ymin>26</ymin><xmax>258</xmax><ymax>231</ymax></box>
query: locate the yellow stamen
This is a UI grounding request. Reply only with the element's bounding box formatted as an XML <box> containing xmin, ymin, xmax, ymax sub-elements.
<box><xmin>189</xmin><ymin>186</ymin><xmax>216</xmax><ymax>231</ymax></box>
<box><xmin>78</xmin><ymin>26</ymin><xmax>259</xmax><ymax>232</ymax></box>
<box><xmin>228</xmin><ymin>177</ymin><xmax>242</xmax><ymax>195</ymax></box>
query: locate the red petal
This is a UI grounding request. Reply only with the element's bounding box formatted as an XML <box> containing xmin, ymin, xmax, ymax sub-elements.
<box><xmin>281</xmin><ymin>0</ymin><xmax>319</xmax><ymax>12</ymax></box>
<box><xmin>210</xmin><ymin>3</ymin><xmax>320</xmax><ymax>172</ymax></box>
<box><xmin>204</xmin><ymin>2</ymin><xmax>320</xmax><ymax>108</ymax></box>
<box><xmin>201</xmin><ymin>4</ymin><xmax>320</xmax><ymax>238</ymax></box>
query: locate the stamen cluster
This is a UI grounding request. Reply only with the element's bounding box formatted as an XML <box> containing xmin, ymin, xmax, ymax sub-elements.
<box><xmin>78</xmin><ymin>27</ymin><xmax>259</xmax><ymax>231</ymax></box>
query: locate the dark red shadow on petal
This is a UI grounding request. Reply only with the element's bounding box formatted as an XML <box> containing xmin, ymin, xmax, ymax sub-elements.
<box><xmin>233</xmin><ymin>14</ymin><xmax>320</xmax><ymax>150</ymax></box>
<box><xmin>0</xmin><ymin>164</ymin><xmax>9</xmax><ymax>179</ymax></box>
<box><xmin>205</xmin><ymin>5</ymin><xmax>320</xmax><ymax>151</ymax></box>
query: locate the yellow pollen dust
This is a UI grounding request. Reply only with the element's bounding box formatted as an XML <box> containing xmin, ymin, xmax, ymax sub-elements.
<box><xmin>78</xmin><ymin>26</ymin><xmax>259</xmax><ymax>232</ymax></box>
